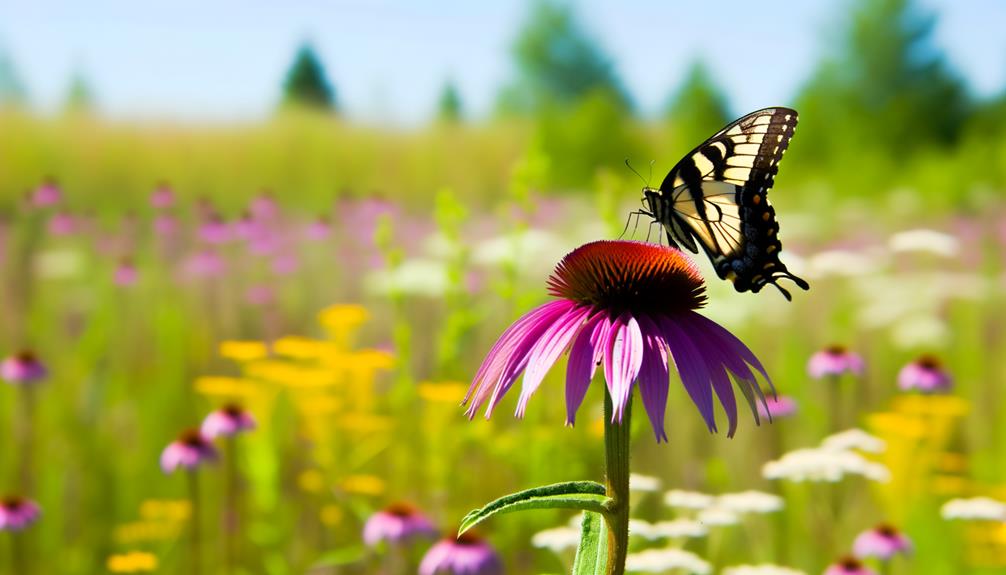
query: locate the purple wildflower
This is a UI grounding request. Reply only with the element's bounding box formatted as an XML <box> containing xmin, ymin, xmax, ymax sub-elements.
<box><xmin>1</xmin><ymin>351</ymin><xmax>48</xmax><ymax>385</ymax></box>
<box><xmin>249</xmin><ymin>191</ymin><xmax>279</xmax><ymax>221</ymax></box>
<box><xmin>153</xmin><ymin>214</ymin><xmax>179</xmax><ymax>238</ymax></box>
<box><xmin>304</xmin><ymin>216</ymin><xmax>332</xmax><ymax>241</ymax></box>
<box><xmin>48</xmin><ymin>211</ymin><xmax>76</xmax><ymax>236</ymax></box>
<box><xmin>201</xmin><ymin>404</ymin><xmax>257</xmax><ymax>439</ymax></box>
<box><xmin>853</xmin><ymin>524</ymin><xmax>912</xmax><ymax>560</ymax></box>
<box><xmin>115</xmin><ymin>259</ymin><xmax>138</xmax><ymax>287</ymax></box>
<box><xmin>150</xmin><ymin>183</ymin><xmax>175</xmax><ymax>209</ymax></box>
<box><xmin>0</xmin><ymin>496</ymin><xmax>41</xmax><ymax>531</ymax></box>
<box><xmin>363</xmin><ymin>502</ymin><xmax>438</xmax><ymax>547</ymax></box>
<box><xmin>245</xmin><ymin>284</ymin><xmax>276</xmax><ymax>306</ymax></box>
<box><xmin>808</xmin><ymin>345</ymin><xmax>865</xmax><ymax>379</ymax></box>
<box><xmin>897</xmin><ymin>355</ymin><xmax>952</xmax><ymax>393</ymax></box>
<box><xmin>464</xmin><ymin>240</ymin><xmax>770</xmax><ymax>441</ymax></box>
<box><xmin>161</xmin><ymin>429</ymin><xmax>218</xmax><ymax>473</ymax></box>
<box><xmin>199</xmin><ymin>213</ymin><xmax>232</xmax><ymax>245</ymax></box>
<box><xmin>31</xmin><ymin>180</ymin><xmax>62</xmax><ymax>208</ymax></box>
<box><xmin>757</xmin><ymin>394</ymin><xmax>798</xmax><ymax>420</ymax></box>
<box><xmin>824</xmin><ymin>557</ymin><xmax>877</xmax><ymax>575</ymax></box>
<box><xmin>182</xmin><ymin>249</ymin><xmax>226</xmax><ymax>279</ymax></box>
<box><xmin>419</xmin><ymin>532</ymin><xmax>502</xmax><ymax>575</ymax></box>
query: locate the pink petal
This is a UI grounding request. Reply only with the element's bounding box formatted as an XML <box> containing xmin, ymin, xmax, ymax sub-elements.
<box><xmin>660</xmin><ymin>316</ymin><xmax>717</xmax><ymax>433</ymax></box>
<box><xmin>603</xmin><ymin>313</ymin><xmax>643</xmax><ymax>423</ymax></box>
<box><xmin>565</xmin><ymin>312</ymin><xmax>608</xmax><ymax>425</ymax></box>
<box><xmin>636</xmin><ymin>314</ymin><xmax>670</xmax><ymax>442</ymax></box>
<box><xmin>516</xmin><ymin>306</ymin><xmax>592</xmax><ymax>417</ymax></box>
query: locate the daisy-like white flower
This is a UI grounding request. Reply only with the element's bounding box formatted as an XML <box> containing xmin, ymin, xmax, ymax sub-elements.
<box><xmin>160</xmin><ymin>429</ymin><xmax>218</xmax><ymax>473</ymax></box>
<box><xmin>419</xmin><ymin>532</ymin><xmax>502</xmax><ymax>575</ymax></box>
<box><xmin>722</xmin><ymin>565</ymin><xmax>807</xmax><ymax>575</ymax></box>
<box><xmin>625</xmin><ymin>548</ymin><xmax>711</xmax><ymax>574</ymax></box>
<box><xmin>762</xmin><ymin>448</ymin><xmax>890</xmax><ymax>483</ymax></box>
<box><xmin>1</xmin><ymin>351</ymin><xmax>48</xmax><ymax>385</ymax></box>
<box><xmin>362</xmin><ymin>503</ymin><xmax>438</xmax><ymax>547</ymax></box>
<box><xmin>650</xmin><ymin>519</ymin><xmax>708</xmax><ymax>539</ymax></box>
<box><xmin>464</xmin><ymin>240</ymin><xmax>770</xmax><ymax>441</ymax></box>
<box><xmin>0</xmin><ymin>496</ymin><xmax>41</xmax><ymax>531</ymax></box>
<box><xmin>807</xmin><ymin>345</ymin><xmax>864</xmax><ymax>379</ymax></box>
<box><xmin>629</xmin><ymin>473</ymin><xmax>662</xmax><ymax>493</ymax></box>
<box><xmin>853</xmin><ymin>524</ymin><xmax>912</xmax><ymax>560</ymax></box>
<box><xmin>821</xmin><ymin>429</ymin><xmax>886</xmax><ymax>454</ymax></box>
<box><xmin>716</xmin><ymin>490</ymin><xmax>784</xmax><ymax>515</ymax></box>
<box><xmin>664</xmin><ymin>490</ymin><xmax>715</xmax><ymax>510</ymax></box>
<box><xmin>824</xmin><ymin>557</ymin><xmax>877</xmax><ymax>575</ymax></box>
<box><xmin>531</xmin><ymin>525</ymin><xmax>581</xmax><ymax>553</ymax></box>
<box><xmin>898</xmin><ymin>355</ymin><xmax>952</xmax><ymax>393</ymax></box>
<box><xmin>940</xmin><ymin>497</ymin><xmax>1006</xmax><ymax>521</ymax></box>
<box><xmin>201</xmin><ymin>404</ymin><xmax>257</xmax><ymax>439</ymax></box>
<box><xmin>888</xmin><ymin>229</ymin><xmax>959</xmax><ymax>257</ymax></box>
<box><xmin>696</xmin><ymin>506</ymin><xmax>740</xmax><ymax>527</ymax></box>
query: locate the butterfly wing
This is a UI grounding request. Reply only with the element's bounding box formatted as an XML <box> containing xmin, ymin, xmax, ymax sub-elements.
<box><xmin>656</xmin><ymin>107</ymin><xmax>808</xmax><ymax>300</ymax></box>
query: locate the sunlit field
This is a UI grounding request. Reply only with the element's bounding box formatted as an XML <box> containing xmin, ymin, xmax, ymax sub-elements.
<box><xmin>3</xmin><ymin>1</ymin><xmax>1006</xmax><ymax>574</ymax></box>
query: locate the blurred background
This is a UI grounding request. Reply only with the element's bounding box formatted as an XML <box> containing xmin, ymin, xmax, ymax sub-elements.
<box><xmin>1</xmin><ymin>0</ymin><xmax>1005</xmax><ymax>573</ymax></box>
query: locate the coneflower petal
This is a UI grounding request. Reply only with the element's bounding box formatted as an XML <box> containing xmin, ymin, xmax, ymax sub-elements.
<box><xmin>484</xmin><ymin>300</ymin><xmax>575</xmax><ymax>417</ymax></box>
<box><xmin>636</xmin><ymin>315</ymin><xmax>670</xmax><ymax>442</ymax></box>
<box><xmin>604</xmin><ymin>313</ymin><xmax>643</xmax><ymax>423</ymax></box>
<box><xmin>565</xmin><ymin>313</ymin><xmax>608</xmax><ymax>425</ymax></box>
<box><xmin>660</xmin><ymin>316</ymin><xmax>716</xmax><ymax>433</ymax></box>
<box><xmin>687</xmin><ymin>312</ymin><xmax>772</xmax><ymax>388</ymax></box>
<box><xmin>517</xmin><ymin>306</ymin><xmax>593</xmax><ymax>418</ymax></box>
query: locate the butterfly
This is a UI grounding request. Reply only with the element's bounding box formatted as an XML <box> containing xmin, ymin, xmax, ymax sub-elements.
<box><xmin>640</xmin><ymin>107</ymin><xmax>809</xmax><ymax>300</ymax></box>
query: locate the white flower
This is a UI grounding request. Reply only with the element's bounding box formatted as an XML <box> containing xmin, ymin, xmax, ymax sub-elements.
<box><xmin>625</xmin><ymin>548</ymin><xmax>711</xmax><ymax>574</ymax></box>
<box><xmin>716</xmin><ymin>491</ymin><xmax>784</xmax><ymax>515</ymax></box>
<box><xmin>629</xmin><ymin>519</ymin><xmax>656</xmax><ymax>540</ymax></box>
<box><xmin>650</xmin><ymin>519</ymin><xmax>708</xmax><ymax>539</ymax></box>
<box><xmin>889</xmin><ymin>229</ymin><xmax>959</xmax><ymax>257</ymax></box>
<box><xmin>630</xmin><ymin>473</ymin><xmax>662</xmax><ymax>493</ymax></box>
<box><xmin>696</xmin><ymin>506</ymin><xmax>740</xmax><ymax>527</ymax></box>
<box><xmin>821</xmin><ymin>429</ymin><xmax>886</xmax><ymax>453</ymax></box>
<box><xmin>531</xmin><ymin>526</ymin><xmax>581</xmax><ymax>553</ymax></box>
<box><xmin>762</xmin><ymin>448</ymin><xmax>890</xmax><ymax>483</ymax></box>
<box><xmin>664</xmin><ymin>490</ymin><xmax>715</xmax><ymax>510</ymax></box>
<box><xmin>472</xmin><ymin>229</ymin><xmax>563</xmax><ymax>266</ymax></box>
<box><xmin>806</xmin><ymin>249</ymin><xmax>885</xmax><ymax>279</ymax></box>
<box><xmin>722</xmin><ymin>564</ymin><xmax>807</xmax><ymax>575</ymax></box>
<box><xmin>365</xmin><ymin>259</ymin><xmax>449</xmax><ymax>297</ymax></box>
<box><xmin>940</xmin><ymin>497</ymin><xmax>1006</xmax><ymax>521</ymax></box>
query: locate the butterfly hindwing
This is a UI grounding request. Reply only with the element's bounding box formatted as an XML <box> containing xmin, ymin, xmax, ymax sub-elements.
<box><xmin>647</xmin><ymin>107</ymin><xmax>808</xmax><ymax>300</ymax></box>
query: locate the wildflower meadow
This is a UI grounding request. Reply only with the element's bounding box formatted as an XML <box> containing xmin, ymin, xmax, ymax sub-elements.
<box><xmin>3</xmin><ymin>1</ymin><xmax>1006</xmax><ymax>574</ymax></box>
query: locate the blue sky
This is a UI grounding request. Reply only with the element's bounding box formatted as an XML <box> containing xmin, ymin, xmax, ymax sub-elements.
<box><xmin>1</xmin><ymin>0</ymin><xmax>1004</xmax><ymax>125</ymax></box>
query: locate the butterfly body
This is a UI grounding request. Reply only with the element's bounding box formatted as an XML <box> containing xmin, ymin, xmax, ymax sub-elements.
<box><xmin>641</xmin><ymin>107</ymin><xmax>809</xmax><ymax>300</ymax></box>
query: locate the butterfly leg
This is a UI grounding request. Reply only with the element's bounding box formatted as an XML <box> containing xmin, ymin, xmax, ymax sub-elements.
<box><xmin>618</xmin><ymin>210</ymin><xmax>646</xmax><ymax>240</ymax></box>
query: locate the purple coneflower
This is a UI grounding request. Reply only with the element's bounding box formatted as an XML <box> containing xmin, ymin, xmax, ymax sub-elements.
<box><xmin>271</xmin><ymin>253</ymin><xmax>299</xmax><ymax>276</ymax></box>
<box><xmin>305</xmin><ymin>216</ymin><xmax>332</xmax><ymax>241</ymax></box>
<box><xmin>201</xmin><ymin>404</ymin><xmax>257</xmax><ymax>439</ymax></box>
<box><xmin>182</xmin><ymin>249</ymin><xmax>226</xmax><ymax>279</ymax></box>
<box><xmin>464</xmin><ymin>240</ymin><xmax>769</xmax><ymax>440</ymax></box>
<box><xmin>250</xmin><ymin>191</ymin><xmax>279</xmax><ymax>220</ymax></box>
<box><xmin>757</xmin><ymin>394</ymin><xmax>798</xmax><ymax>420</ymax></box>
<box><xmin>0</xmin><ymin>496</ymin><xmax>41</xmax><ymax>531</ymax></box>
<box><xmin>30</xmin><ymin>180</ymin><xmax>62</xmax><ymax>208</ymax></box>
<box><xmin>363</xmin><ymin>502</ymin><xmax>438</xmax><ymax>547</ymax></box>
<box><xmin>419</xmin><ymin>532</ymin><xmax>502</xmax><ymax>575</ymax></box>
<box><xmin>1</xmin><ymin>351</ymin><xmax>48</xmax><ymax>385</ymax></box>
<box><xmin>897</xmin><ymin>355</ymin><xmax>951</xmax><ymax>393</ymax></box>
<box><xmin>199</xmin><ymin>213</ymin><xmax>232</xmax><ymax>245</ymax></box>
<box><xmin>824</xmin><ymin>557</ymin><xmax>877</xmax><ymax>575</ymax></box>
<box><xmin>48</xmin><ymin>211</ymin><xmax>76</xmax><ymax>236</ymax></box>
<box><xmin>115</xmin><ymin>259</ymin><xmax>138</xmax><ymax>287</ymax></box>
<box><xmin>161</xmin><ymin>429</ymin><xmax>218</xmax><ymax>473</ymax></box>
<box><xmin>154</xmin><ymin>214</ymin><xmax>179</xmax><ymax>238</ymax></box>
<box><xmin>807</xmin><ymin>345</ymin><xmax>864</xmax><ymax>379</ymax></box>
<box><xmin>853</xmin><ymin>524</ymin><xmax>912</xmax><ymax>560</ymax></box>
<box><xmin>150</xmin><ymin>183</ymin><xmax>175</xmax><ymax>209</ymax></box>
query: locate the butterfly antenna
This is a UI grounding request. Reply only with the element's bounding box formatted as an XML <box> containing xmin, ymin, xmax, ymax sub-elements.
<box><xmin>624</xmin><ymin>159</ymin><xmax>647</xmax><ymax>186</ymax></box>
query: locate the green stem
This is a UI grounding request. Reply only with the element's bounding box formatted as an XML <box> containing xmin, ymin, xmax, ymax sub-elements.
<box><xmin>879</xmin><ymin>559</ymin><xmax>892</xmax><ymax>575</ymax></box>
<box><xmin>224</xmin><ymin>436</ymin><xmax>238</xmax><ymax>574</ymax></box>
<box><xmin>827</xmin><ymin>374</ymin><xmax>841</xmax><ymax>431</ymax></box>
<box><xmin>603</xmin><ymin>391</ymin><xmax>631</xmax><ymax>575</ymax></box>
<box><xmin>188</xmin><ymin>469</ymin><xmax>202</xmax><ymax>575</ymax></box>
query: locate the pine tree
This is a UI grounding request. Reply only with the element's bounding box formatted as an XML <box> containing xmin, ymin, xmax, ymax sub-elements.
<box><xmin>281</xmin><ymin>43</ymin><xmax>336</xmax><ymax>111</ymax></box>
<box><xmin>437</xmin><ymin>80</ymin><xmax>463</xmax><ymax>122</ymax></box>
<box><xmin>664</xmin><ymin>61</ymin><xmax>731</xmax><ymax>157</ymax></box>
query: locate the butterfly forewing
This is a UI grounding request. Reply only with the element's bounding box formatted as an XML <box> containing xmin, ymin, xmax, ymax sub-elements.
<box><xmin>651</xmin><ymin>107</ymin><xmax>808</xmax><ymax>300</ymax></box>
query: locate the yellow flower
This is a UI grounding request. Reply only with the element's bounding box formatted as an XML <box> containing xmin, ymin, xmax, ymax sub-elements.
<box><xmin>107</xmin><ymin>551</ymin><xmax>158</xmax><ymax>573</ymax></box>
<box><xmin>139</xmin><ymin>499</ymin><xmax>191</xmax><ymax>522</ymax></box>
<box><xmin>219</xmin><ymin>340</ymin><xmax>270</xmax><ymax>362</ymax></box>
<box><xmin>113</xmin><ymin>522</ymin><xmax>182</xmax><ymax>544</ymax></box>
<box><xmin>418</xmin><ymin>381</ymin><xmax>468</xmax><ymax>403</ymax></box>
<box><xmin>341</xmin><ymin>474</ymin><xmax>386</xmax><ymax>496</ymax></box>
<box><xmin>319</xmin><ymin>304</ymin><xmax>370</xmax><ymax>344</ymax></box>
<box><xmin>320</xmin><ymin>505</ymin><xmax>343</xmax><ymax>526</ymax></box>
<box><xmin>194</xmin><ymin>377</ymin><xmax>257</xmax><ymax>398</ymax></box>
<box><xmin>273</xmin><ymin>336</ymin><xmax>327</xmax><ymax>359</ymax></box>
<box><xmin>299</xmin><ymin>469</ymin><xmax>327</xmax><ymax>494</ymax></box>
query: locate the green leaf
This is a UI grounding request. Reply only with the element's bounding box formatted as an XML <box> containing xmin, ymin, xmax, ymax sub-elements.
<box><xmin>572</xmin><ymin>512</ymin><xmax>608</xmax><ymax>575</ymax></box>
<box><xmin>458</xmin><ymin>481</ymin><xmax>610</xmax><ymax>535</ymax></box>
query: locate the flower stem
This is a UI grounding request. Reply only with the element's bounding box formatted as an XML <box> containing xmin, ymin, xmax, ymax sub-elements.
<box><xmin>188</xmin><ymin>469</ymin><xmax>202</xmax><ymax>575</ymax></box>
<box><xmin>603</xmin><ymin>391</ymin><xmax>631</xmax><ymax>575</ymax></box>
<box><xmin>224</xmin><ymin>436</ymin><xmax>238</xmax><ymax>574</ymax></box>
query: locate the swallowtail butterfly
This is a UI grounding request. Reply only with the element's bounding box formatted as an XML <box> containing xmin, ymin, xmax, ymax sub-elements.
<box><xmin>641</xmin><ymin>107</ymin><xmax>809</xmax><ymax>300</ymax></box>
